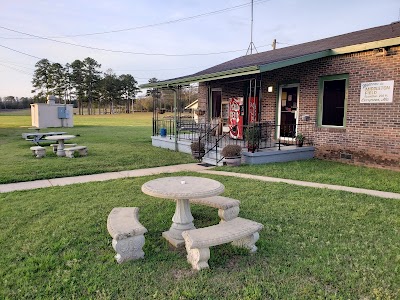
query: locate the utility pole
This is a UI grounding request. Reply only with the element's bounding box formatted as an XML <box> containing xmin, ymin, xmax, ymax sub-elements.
<box><xmin>272</xmin><ymin>39</ymin><xmax>276</xmax><ymax>50</ymax></box>
<box><xmin>246</xmin><ymin>0</ymin><xmax>258</xmax><ymax>55</ymax></box>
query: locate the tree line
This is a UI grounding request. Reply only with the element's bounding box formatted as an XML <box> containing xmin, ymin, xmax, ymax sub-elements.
<box><xmin>0</xmin><ymin>96</ymin><xmax>34</xmax><ymax>110</ymax></box>
<box><xmin>31</xmin><ymin>57</ymin><xmax>140</xmax><ymax>115</ymax></box>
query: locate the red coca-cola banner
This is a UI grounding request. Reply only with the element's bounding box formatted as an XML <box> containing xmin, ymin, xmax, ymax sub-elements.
<box><xmin>248</xmin><ymin>96</ymin><xmax>258</xmax><ymax>123</ymax></box>
<box><xmin>229</xmin><ymin>97</ymin><xmax>243</xmax><ymax>139</ymax></box>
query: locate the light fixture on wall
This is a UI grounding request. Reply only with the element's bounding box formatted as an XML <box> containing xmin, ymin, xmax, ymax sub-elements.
<box><xmin>267</xmin><ymin>86</ymin><xmax>274</xmax><ymax>93</ymax></box>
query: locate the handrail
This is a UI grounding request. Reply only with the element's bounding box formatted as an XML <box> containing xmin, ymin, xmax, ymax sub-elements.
<box><xmin>198</xmin><ymin>123</ymin><xmax>220</xmax><ymax>160</ymax></box>
<box><xmin>204</xmin><ymin>131</ymin><xmax>227</xmax><ymax>158</ymax></box>
<box><xmin>201</xmin><ymin>124</ymin><xmax>233</xmax><ymax>165</ymax></box>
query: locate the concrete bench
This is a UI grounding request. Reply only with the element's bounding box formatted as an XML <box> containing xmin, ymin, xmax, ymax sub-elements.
<box><xmin>107</xmin><ymin>207</ymin><xmax>148</xmax><ymax>263</ymax></box>
<box><xmin>50</xmin><ymin>143</ymin><xmax>77</xmax><ymax>154</ymax></box>
<box><xmin>190</xmin><ymin>196</ymin><xmax>240</xmax><ymax>223</ymax></box>
<box><xmin>30</xmin><ymin>146</ymin><xmax>46</xmax><ymax>158</ymax></box>
<box><xmin>64</xmin><ymin>146</ymin><xmax>88</xmax><ymax>158</ymax></box>
<box><xmin>182</xmin><ymin>217</ymin><xmax>263</xmax><ymax>270</ymax></box>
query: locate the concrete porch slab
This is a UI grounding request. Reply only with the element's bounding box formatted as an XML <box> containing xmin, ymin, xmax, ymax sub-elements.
<box><xmin>243</xmin><ymin>146</ymin><xmax>315</xmax><ymax>164</ymax></box>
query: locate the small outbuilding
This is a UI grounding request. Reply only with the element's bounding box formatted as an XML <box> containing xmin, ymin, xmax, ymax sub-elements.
<box><xmin>31</xmin><ymin>95</ymin><xmax>74</xmax><ymax>128</ymax></box>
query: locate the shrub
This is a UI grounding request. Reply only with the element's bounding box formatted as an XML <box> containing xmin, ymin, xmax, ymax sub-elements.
<box><xmin>190</xmin><ymin>141</ymin><xmax>205</xmax><ymax>152</ymax></box>
<box><xmin>245</xmin><ymin>125</ymin><xmax>260</xmax><ymax>145</ymax></box>
<box><xmin>296</xmin><ymin>133</ymin><xmax>305</xmax><ymax>142</ymax></box>
<box><xmin>221</xmin><ymin>144</ymin><xmax>242</xmax><ymax>157</ymax></box>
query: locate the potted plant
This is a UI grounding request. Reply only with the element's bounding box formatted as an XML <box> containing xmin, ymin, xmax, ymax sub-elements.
<box><xmin>221</xmin><ymin>144</ymin><xmax>242</xmax><ymax>166</ymax></box>
<box><xmin>245</xmin><ymin>125</ymin><xmax>260</xmax><ymax>153</ymax></box>
<box><xmin>195</xmin><ymin>109</ymin><xmax>205</xmax><ymax>116</ymax></box>
<box><xmin>296</xmin><ymin>133</ymin><xmax>305</xmax><ymax>147</ymax></box>
<box><xmin>190</xmin><ymin>141</ymin><xmax>205</xmax><ymax>160</ymax></box>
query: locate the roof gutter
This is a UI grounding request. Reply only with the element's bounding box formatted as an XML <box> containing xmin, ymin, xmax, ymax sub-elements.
<box><xmin>259</xmin><ymin>50</ymin><xmax>331</xmax><ymax>72</ymax></box>
<box><xmin>140</xmin><ymin>65</ymin><xmax>260</xmax><ymax>88</ymax></box>
<box><xmin>259</xmin><ymin>37</ymin><xmax>400</xmax><ymax>72</ymax></box>
<box><xmin>330</xmin><ymin>36</ymin><xmax>400</xmax><ymax>55</ymax></box>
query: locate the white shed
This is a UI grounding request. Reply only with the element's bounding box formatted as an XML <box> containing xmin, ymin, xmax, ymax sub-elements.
<box><xmin>31</xmin><ymin>95</ymin><xmax>74</xmax><ymax>128</ymax></box>
<box><xmin>184</xmin><ymin>100</ymin><xmax>198</xmax><ymax>123</ymax></box>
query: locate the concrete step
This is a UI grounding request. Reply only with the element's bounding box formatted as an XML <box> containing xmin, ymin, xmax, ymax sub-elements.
<box><xmin>202</xmin><ymin>148</ymin><xmax>224</xmax><ymax>166</ymax></box>
<box><xmin>201</xmin><ymin>156</ymin><xmax>224</xmax><ymax>166</ymax></box>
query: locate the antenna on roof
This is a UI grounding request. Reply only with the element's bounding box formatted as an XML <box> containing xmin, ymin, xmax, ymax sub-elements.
<box><xmin>246</xmin><ymin>0</ymin><xmax>258</xmax><ymax>55</ymax></box>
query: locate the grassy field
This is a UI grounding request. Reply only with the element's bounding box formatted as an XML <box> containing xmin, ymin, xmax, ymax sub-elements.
<box><xmin>1</xmin><ymin>109</ymin><xmax>400</xmax><ymax>193</ymax></box>
<box><xmin>1</xmin><ymin>110</ymin><xmax>399</xmax><ymax>299</ymax></box>
<box><xmin>1</xmin><ymin>173</ymin><xmax>399</xmax><ymax>299</ymax></box>
<box><xmin>0</xmin><ymin>110</ymin><xmax>194</xmax><ymax>184</ymax></box>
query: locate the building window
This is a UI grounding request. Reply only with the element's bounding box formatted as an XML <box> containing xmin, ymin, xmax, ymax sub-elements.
<box><xmin>318</xmin><ymin>74</ymin><xmax>348</xmax><ymax>127</ymax></box>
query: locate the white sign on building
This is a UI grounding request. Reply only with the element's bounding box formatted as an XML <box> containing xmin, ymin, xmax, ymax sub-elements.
<box><xmin>360</xmin><ymin>80</ymin><xmax>394</xmax><ymax>103</ymax></box>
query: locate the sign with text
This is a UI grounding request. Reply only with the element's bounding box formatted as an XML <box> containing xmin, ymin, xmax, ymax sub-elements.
<box><xmin>360</xmin><ymin>80</ymin><xmax>394</xmax><ymax>103</ymax></box>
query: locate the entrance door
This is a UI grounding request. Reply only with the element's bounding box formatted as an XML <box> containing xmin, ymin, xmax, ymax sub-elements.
<box><xmin>209</xmin><ymin>88</ymin><xmax>223</xmax><ymax>134</ymax></box>
<box><xmin>211</xmin><ymin>89</ymin><xmax>222</xmax><ymax>119</ymax></box>
<box><xmin>277</xmin><ymin>84</ymin><xmax>299</xmax><ymax>140</ymax></box>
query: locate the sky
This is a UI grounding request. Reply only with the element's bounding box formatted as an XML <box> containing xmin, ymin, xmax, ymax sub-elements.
<box><xmin>0</xmin><ymin>0</ymin><xmax>399</xmax><ymax>98</ymax></box>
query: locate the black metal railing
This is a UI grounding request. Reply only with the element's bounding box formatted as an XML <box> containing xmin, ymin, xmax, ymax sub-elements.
<box><xmin>241</xmin><ymin>122</ymin><xmax>315</xmax><ymax>150</ymax></box>
<box><xmin>152</xmin><ymin>117</ymin><xmax>315</xmax><ymax>151</ymax></box>
<box><xmin>203</xmin><ymin>124</ymin><xmax>227</xmax><ymax>163</ymax></box>
<box><xmin>154</xmin><ymin>117</ymin><xmax>203</xmax><ymax>141</ymax></box>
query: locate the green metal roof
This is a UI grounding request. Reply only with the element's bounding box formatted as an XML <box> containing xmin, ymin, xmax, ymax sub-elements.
<box><xmin>140</xmin><ymin>65</ymin><xmax>260</xmax><ymax>88</ymax></box>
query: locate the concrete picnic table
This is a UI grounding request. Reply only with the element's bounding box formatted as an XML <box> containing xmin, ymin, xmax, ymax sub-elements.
<box><xmin>22</xmin><ymin>131</ymin><xmax>67</xmax><ymax>145</ymax></box>
<box><xmin>44</xmin><ymin>135</ymin><xmax>76</xmax><ymax>157</ymax></box>
<box><xmin>141</xmin><ymin>176</ymin><xmax>225</xmax><ymax>248</ymax></box>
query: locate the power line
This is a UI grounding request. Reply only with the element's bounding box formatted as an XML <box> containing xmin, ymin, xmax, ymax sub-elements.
<box><xmin>0</xmin><ymin>44</ymin><xmax>43</xmax><ymax>60</ymax></box>
<box><xmin>0</xmin><ymin>60</ymin><xmax>35</xmax><ymax>70</ymax></box>
<box><xmin>0</xmin><ymin>63</ymin><xmax>33</xmax><ymax>76</ymax></box>
<box><xmin>276</xmin><ymin>41</ymin><xmax>294</xmax><ymax>46</ymax></box>
<box><xmin>0</xmin><ymin>59</ymin><xmax>34</xmax><ymax>66</ymax></box>
<box><xmin>0</xmin><ymin>0</ymin><xmax>271</xmax><ymax>40</ymax></box>
<box><xmin>113</xmin><ymin>66</ymin><xmax>210</xmax><ymax>72</ymax></box>
<box><xmin>0</xmin><ymin>25</ymin><xmax>272</xmax><ymax>56</ymax></box>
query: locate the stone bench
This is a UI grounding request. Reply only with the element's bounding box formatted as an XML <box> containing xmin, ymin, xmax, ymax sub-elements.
<box><xmin>64</xmin><ymin>146</ymin><xmax>88</xmax><ymax>158</ymax></box>
<box><xmin>190</xmin><ymin>196</ymin><xmax>240</xmax><ymax>223</ymax></box>
<box><xmin>107</xmin><ymin>207</ymin><xmax>147</xmax><ymax>264</ymax></box>
<box><xmin>50</xmin><ymin>143</ymin><xmax>77</xmax><ymax>153</ymax></box>
<box><xmin>30</xmin><ymin>146</ymin><xmax>46</xmax><ymax>158</ymax></box>
<box><xmin>182</xmin><ymin>217</ymin><xmax>263</xmax><ymax>270</ymax></box>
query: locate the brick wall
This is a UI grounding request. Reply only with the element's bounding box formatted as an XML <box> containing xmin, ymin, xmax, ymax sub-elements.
<box><xmin>198</xmin><ymin>46</ymin><xmax>400</xmax><ymax>170</ymax></box>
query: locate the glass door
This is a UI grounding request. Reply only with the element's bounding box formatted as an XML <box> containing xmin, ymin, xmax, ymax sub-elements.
<box><xmin>277</xmin><ymin>84</ymin><xmax>299</xmax><ymax>141</ymax></box>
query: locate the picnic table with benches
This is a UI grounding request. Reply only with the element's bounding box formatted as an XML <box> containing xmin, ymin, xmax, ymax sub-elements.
<box><xmin>107</xmin><ymin>177</ymin><xmax>263</xmax><ymax>269</ymax></box>
<box><xmin>22</xmin><ymin>131</ymin><xmax>67</xmax><ymax>145</ymax></box>
<box><xmin>137</xmin><ymin>176</ymin><xmax>263</xmax><ymax>270</ymax></box>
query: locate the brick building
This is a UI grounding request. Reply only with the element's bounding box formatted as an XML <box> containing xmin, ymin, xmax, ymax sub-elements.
<box><xmin>142</xmin><ymin>22</ymin><xmax>400</xmax><ymax>170</ymax></box>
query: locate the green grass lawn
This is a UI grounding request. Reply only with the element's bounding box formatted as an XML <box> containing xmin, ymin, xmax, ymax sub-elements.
<box><xmin>1</xmin><ymin>173</ymin><xmax>399</xmax><ymax>299</ymax></box>
<box><xmin>0</xmin><ymin>111</ymin><xmax>194</xmax><ymax>184</ymax></box>
<box><xmin>1</xmin><ymin>110</ymin><xmax>399</xmax><ymax>298</ymax></box>
<box><xmin>216</xmin><ymin>159</ymin><xmax>400</xmax><ymax>194</ymax></box>
<box><xmin>1</xmin><ymin>110</ymin><xmax>399</xmax><ymax>195</ymax></box>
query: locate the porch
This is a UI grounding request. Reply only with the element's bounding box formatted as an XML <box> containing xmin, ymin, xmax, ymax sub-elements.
<box><xmin>152</xmin><ymin>118</ymin><xmax>315</xmax><ymax>166</ymax></box>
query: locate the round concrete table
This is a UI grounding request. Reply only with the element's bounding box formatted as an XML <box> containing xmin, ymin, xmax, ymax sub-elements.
<box><xmin>141</xmin><ymin>176</ymin><xmax>225</xmax><ymax>248</ymax></box>
<box><xmin>44</xmin><ymin>135</ymin><xmax>76</xmax><ymax>157</ymax></box>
